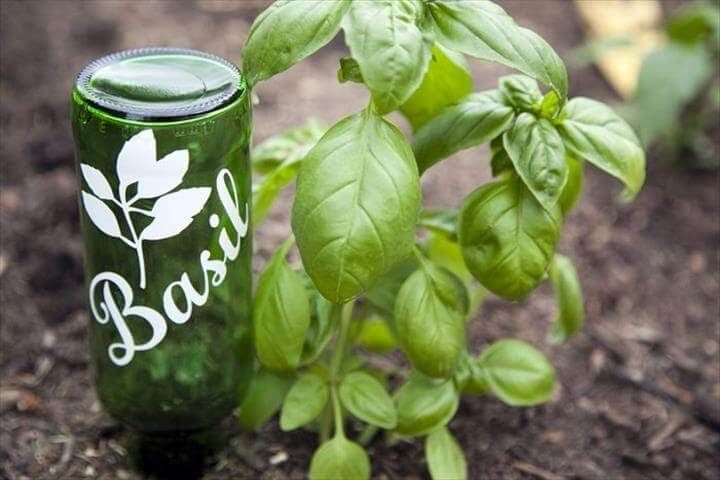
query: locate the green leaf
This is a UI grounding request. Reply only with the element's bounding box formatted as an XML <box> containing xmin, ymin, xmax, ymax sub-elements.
<box><xmin>243</xmin><ymin>0</ymin><xmax>351</xmax><ymax>85</ymax></box>
<box><xmin>252</xmin><ymin>120</ymin><xmax>326</xmax><ymax>174</ymax></box>
<box><xmin>633</xmin><ymin>44</ymin><xmax>714</xmax><ymax>145</ymax></box>
<box><xmin>339</xmin><ymin>371</ymin><xmax>397</xmax><ymax>429</ymax></box>
<box><xmin>499</xmin><ymin>74</ymin><xmax>542</xmax><ymax>111</ymax></box>
<box><xmin>395</xmin><ymin>374</ymin><xmax>459</xmax><ymax>437</ymax></box>
<box><xmin>425</xmin><ymin>427</ymin><xmax>467</xmax><ymax>480</ymax></box>
<box><xmin>358</xmin><ymin>315</ymin><xmax>397</xmax><ymax>353</ymax></box>
<box><xmin>253</xmin><ymin>240</ymin><xmax>310</xmax><ymax>372</ymax></box>
<box><xmin>458</xmin><ymin>176</ymin><xmax>562</xmax><ymax>300</ymax></box>
<box><xmin>456</xmin><ymin>352</ymin><xmax>489</xmax><ymax>395</ymax></box>
<box><xmin>337</xmin><ymin>57</ymin><xmax>364</xmax><ymax>84</ymax></box>
<box><xmin>558</xmin><ymin>155</ymin><xmax>584</xmax><ymax>216</ymax></box>
<box><xmin>252</xmin><ymin>161</ymin><xmax>301</xmax><ymax>227</ymax></box>
<box><xmin>343</xmin><ymin>0</ymin><xmax>431</xmax><ymax>114</ymax></box>
<box><xmin>236</xmin><ymin>368</ymin><xmax>293</xmax><ymax>431</ymax></box>
<box><xmin>412</xmin><ymin>91</ymin><xmax>514</xmax><ymax>174</ymax></box>
<box><xmin>364</xmin><ymin>259</ymin><xmax>418</xmax><ymax>318</ymax></box>
<box><xmin>489</xmin><ymin>136</ymin><xmax>513</xmax><ymax>177</ymax></box>
<box><xmin>503</xmin><ymin>113</ymin><xmax>568</xmax><ymax>210</ymax></box>
<box><xmin>400</xmin><ymin>44</ymin><xmax>473</xmax><ymax>130</ymax></box>
<box><xmin>548</xmin><ymin>254</ymin><xmax>584</xmax><ymax>343</ymax></box>
<box><xmin>539</xmin><ymin>91</ymin><xmax>561</xmax><ymax>120</ymax></box>
<box><xmin>425</xmin><ymin>232</ymin><xmax>471</xmax><ymax>284</ymax></box>
<box><xmin>666</xmin><ymin>1</ymin><xmax>720</xmax><ymax>45</ymax></box>
<box><xmin>558</xmin><ymin>97</ymin><xmax>646</xmax><ymax>200</ymax></box>
<box><xmin>419</xmin><ymin>209</ymin><xmax>458</xmax><ymax>240</ymax></box>
<box><xmin>428</xmin><ymin>0</ymin><xmax>568</xmax><ymax>101</ymax></box>
<box><xmin>280</xmin><ymin>373</ymin><xmax>329</xmax><ymax>431</ymax></box>
<box><xmin>302</xmin><ymin>292</ymin><xmax>337</xmax><ymax>364</ymax></box>
<box><xmin>394</xmin><ymin>262</ymin><xmax>467</xmax><ymax>378</ymax></box>
<box><xmin>309</xmin><ymin>436</ymin><xmax>370</xmax><ymax>480</ymax></box>
<box><xmin>292</xmin><ymin>110</ymin><xmax>421</xmax><ymax>303</ymax></box>
<box><xmin>477</xmin><ymin>339</ymin><xmax>556</xmax><ymax>406</ymax></box>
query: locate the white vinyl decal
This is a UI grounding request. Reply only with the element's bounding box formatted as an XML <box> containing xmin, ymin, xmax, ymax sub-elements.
<box><xmin>81</xmin><ymin>129</ymin><xmax>249</xmax><ymax>366</ymax></box>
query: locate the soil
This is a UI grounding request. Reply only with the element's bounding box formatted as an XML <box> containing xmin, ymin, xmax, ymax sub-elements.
<box><xmin>1</xmin><ymin>1</ymin><xmax>719</xmax><ymax>479</ymax></box>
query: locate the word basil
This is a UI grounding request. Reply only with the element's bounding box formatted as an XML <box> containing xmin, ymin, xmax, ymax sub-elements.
<box><xmin>459</xmin><ymin>177</ymin><xmax>562</xmax><ymax>300</ymax></box>
<box><xmin>292</xmin><ymin>110</ymin><xmax>421</xmax><ymax>303</ymax></box>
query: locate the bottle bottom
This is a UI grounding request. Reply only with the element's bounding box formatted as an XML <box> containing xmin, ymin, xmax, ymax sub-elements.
<box><xmin>127</xmin><ymin>423</ymin><xmax>229</xmax><ymax>479</ymax></box>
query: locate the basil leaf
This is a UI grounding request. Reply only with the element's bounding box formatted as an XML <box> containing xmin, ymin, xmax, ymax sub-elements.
<box><xmin>292</xmin><ymin>110</ymin><xmax>421</xmax><ymax>303</ymax></box>
<box><xmin>339</xmin><ymin>371</ymin><xmax>397</xmax><ymax>429</ymax></box>
<box><xmin>499</xmin><ymin>74</ymin><xmax>542</xmax><ymax>111</ymax></box>
<box><xmin>419</xmin><ymin>208</ymin><xmax>458</xmax><ymax>240</ymax></box>
<box><xmin>426</xmin><ymin>232</ymin><xmax>471</xmax><ymax>284</ymax></box>
<box><xmin>358</xmin><ymin>315</ymin><xmax>397</xmax><ymax>353</ymax></box>
<box><xmin>243</xmin><ymin>0</ymin><xmax>351</xmax><ymax>85</ymax></box>
<box><xmin>539</xmin><ymin>91</ymin><xmax>561</xmax><ymax>120</ymax></box>
<box><xmin>489</xmin><ymin>136</ymin><xmax>513</xmax><ymax>177</ymax></box>
<box><xmin>477</xmin><ymin>339</ymin><xmax>556</xmax><ymax>406</ymax></box>
<box><xmin>503</xmin><ymin>113</ymin><xmax>568</xmax><ymax>210</ymax></box>
<box><xmin>548</xmin><ymin>254</ymin><xmax>584</xmax><ymax>343</ymax></box>
<box><xmin>395</xmin><ymin>374</ymin><xmax>459</xmax><ymax>437</ymax></box>
<box><xmin>280</xmin><ymin>372</ymin><xmax>329</xmax><ymax>431</ymax></box>
<box><xmin>252</xmin><ymin>120</ymin><xmax>326</xmax><ymax>174</ymax></box>
<box><xmin>309</xmin><ymin>436</ymin><xmax>370</xmax><ymax>480</ymax></box>
<box><xmin>253</xmin><ymin>160</ymin><xmax>301</xmax><ymax>227</ymax></box>
<box><xmin>253</xmin><ymin>240</ymin><xmax>310</xmax><ymax>372</ymax></box>
<box><xmin>425</xmin><ymin>427</ymin><xmax>468</xmax><ymax>480</ymax></box>
<box><xmin>236</xmin><ymin>368</ymin><xmax>293</xmax><ymax>432</ymax></box>
<box><xmin>412</xmin><ymin>91</ymin><xmax>514</xmax><ymax>174</ymax></box>
<box><xmin>337</xmin><ymin>57</ymin><xmax>364</xmax><ymax>84</ymax></box>
<box><xmin>558</xmin><ymin>155</ymin><xmax>584</xmax><ymax>216</ymax></box>
<box><xmin>557</xmin><ymin>97</ymin><xmax>645</xmax><ymax>200</ymax></box>
<box><xmin>364</xmin><ymin>259</ymin><xmax>418</xmax><ymax>319</ymax></box>
<box><xmin>428</xmin><ymin>0</ymin><xmax>568</xmax><ymax>101</ymax></box>
<box><xmin>302</xmin><ymin>293</ymin><xmax>336</xmax><ymax>364</ymax></box>
<box><xmin>633</xmin><ymin>43</ymin><xmax>714</xmax><ymax>145</ymax></box>
<box><xmin>458</xmin><ymin>177</ymin><xmax>562</xmax><ymax>300</ymax></box>
<box><xmin>394</xmin><ymin>262</ymin><xmax>467</xmax><ymax>378</ymax></box>
<box><xmin>343</xmin><ymin>0</ymin><xmax>431</xmax><ymax>114</ymax></box>
<box><xmin>666</xmin><ymin>1</ymin><xmax>720</xmax><ymax>45</ymax></box>
<box><xmin>400</xmin><ymin>44</ymin><xmax>473</xmax><ymax>131</ymax></box>
<box><xmin>455</xmin><ymin>352</ymin><xmax>488</xmax><ymax>395</ymax></box>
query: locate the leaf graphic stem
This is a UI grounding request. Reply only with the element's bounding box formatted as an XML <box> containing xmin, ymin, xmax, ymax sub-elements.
<box><xmin>119</xmin><ymin>184</ymin><xmax>147</xmax><ymax>289</ymax></box>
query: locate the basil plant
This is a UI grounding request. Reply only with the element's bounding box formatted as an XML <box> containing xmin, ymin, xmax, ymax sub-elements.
<box><xmin>239</xmin><ymin>1</ymin><xmax>646</xmax><ymax>479</ymax></box>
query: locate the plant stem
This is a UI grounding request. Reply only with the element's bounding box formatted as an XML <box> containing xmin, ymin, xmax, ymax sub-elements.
<box><xmin>331</xmin><ymin>385</ymin><xmax>344</xmax><ymax>438</ymax></box>
<box><xmin>319</xmin><ymin>406</ymin><xmax>332</xmax><ymax>444</ymax></box>
<box><xmin>327</xmin><ymin>300</ymin><xmax>355</xmax><ymax>439</ymax></box>
<box><xmin>330</xmin><ymin>301</ymin><xmax>354</xmax><ymax>378</ymax></box>
<box><xmin>358</xmin><ymin>425</ymin><xmax>379</xmax><ymax>446</ymax></box>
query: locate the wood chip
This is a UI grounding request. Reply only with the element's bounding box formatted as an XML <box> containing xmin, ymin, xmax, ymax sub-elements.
<box><xmin>513</xmin><ymin>461</ymin><xmax>565</xmax><ymax>480</ymax></box>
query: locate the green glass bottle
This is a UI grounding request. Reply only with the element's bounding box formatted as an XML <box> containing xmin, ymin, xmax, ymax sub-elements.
<box><xmin>71</xmin><ymin>48</ymin><xmax>252</xmax><ymax>473</ymax></box>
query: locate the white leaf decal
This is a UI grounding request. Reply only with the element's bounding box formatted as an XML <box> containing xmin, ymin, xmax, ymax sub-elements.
<box><xmin>82</xmin><ymin>191</ymin><xmax>122</xmax><ymax>239</ymax></box>
<box><xmin>116</xmin><ymin>129</ymin><xmax>156</xmax><ymax>187</ymax></box>
<box><xmin>136</xmin><ymin>149</ymin><xmax>189</xmax><ymax>199</ymax></box>
<box><xmin>141</xmin><ymin>187</ymin><xmax>211</xmax><ymax>241</ymax></box>
<box><xmin>80</xmin><ymin>164</ymin><xmax>114</xmax><ymax>200</ymax></box>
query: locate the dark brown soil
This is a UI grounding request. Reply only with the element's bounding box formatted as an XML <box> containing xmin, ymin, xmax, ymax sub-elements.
<box><xmin>1</xmin><ymin>1</ymin><xmax>719</xmax><ymax>479</ymax></box>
